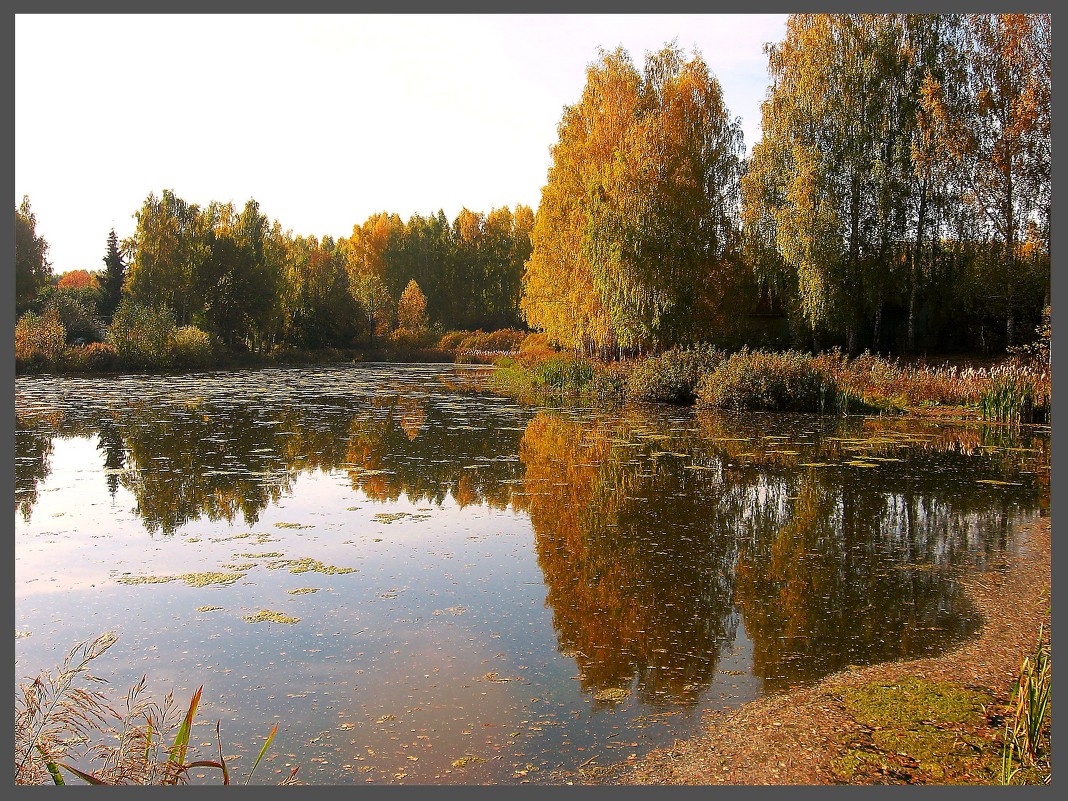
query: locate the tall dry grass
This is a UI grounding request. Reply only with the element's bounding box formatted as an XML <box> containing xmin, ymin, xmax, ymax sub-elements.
<box><xmin>15</xmin><ymin>633</ymin><xmax>296</xmax><ymax>786</ymax></box>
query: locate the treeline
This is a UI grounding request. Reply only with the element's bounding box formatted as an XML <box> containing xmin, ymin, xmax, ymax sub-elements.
<box><xmin>16</xmin><ymin>14</ymin><xmax>1050</xmax><ymax>371</ymax></box>
<box><xmin>15</xmin><ymin>191</ymin><xmax>534</xmax><ymax>368</ymax></box>
<box><xmin>524</xmin><ymin>14</ymin><xmax>1050</xmax><ymax>356</ymax></box>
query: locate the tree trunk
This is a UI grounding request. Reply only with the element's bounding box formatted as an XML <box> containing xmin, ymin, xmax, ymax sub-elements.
<box><xmin>908</xmin><ymin>179</ymin><xmax>928</xmax><ymax>355</ymax></box>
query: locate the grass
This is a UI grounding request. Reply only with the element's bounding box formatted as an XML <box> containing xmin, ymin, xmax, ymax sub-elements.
<box><xmin>830</xmin><ymin>622</ymin><xmax>1052</xmax><ymax>786</ymax></box>
<box><xmin>1000</xmin><ymin>624</ymin><xmax>1051</xmax><ymax>784</ymax></box>
<box><xmin>833</xmin><ymin>676</ymin><xmax>1000</xmax><ymax>784</ymax></box>
<box><xmin>15</xmin><ymin>633</ymin><xmax>297</xmax><ymax>785</ymax></box>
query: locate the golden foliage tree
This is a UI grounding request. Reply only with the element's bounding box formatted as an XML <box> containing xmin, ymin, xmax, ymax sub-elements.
<box><xmin>397</xmin><ymin>279</ymin><xmax>429</xmax><ymax>332</ymax></box>
<box><xmin>522</xmin><ymin>43</ymin><xmax>744</xmax><ymax>355</ymax></box>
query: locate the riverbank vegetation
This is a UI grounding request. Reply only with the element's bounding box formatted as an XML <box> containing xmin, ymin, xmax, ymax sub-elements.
<box><xmin>16</xmin><ymin>15</ymin><xmax>1049</xmax><ymax>384</ymax></box>
<box><xmin>487</xmin><ymin>315</ymin><xmax>1050</xmax><ymax>423</ymax></box>
<box><xmin>15</xmin><ymin>633</ymin><xmax>296</xmax><ymax>785</ymax></box>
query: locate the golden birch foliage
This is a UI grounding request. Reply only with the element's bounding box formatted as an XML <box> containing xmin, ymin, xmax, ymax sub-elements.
<box><xmin>523</xmin><ymin>44</ymin><xmax>743</xmax><ymax>354</ymax></box>
<box><xmin>397</xmin><ymin>279</ymin><xmax>429</xmax><ymax>331</ymax></box>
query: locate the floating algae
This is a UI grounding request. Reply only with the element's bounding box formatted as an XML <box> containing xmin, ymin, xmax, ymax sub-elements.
<box><xmin>117</xmin><ymin>571</ymin><xmax>246</xmax><ymax>587</ymax></box>
<box><xmin>288</xmin><ymin>587</ymin><xmax>321</xmax><ymax>595</ymax></box>
<box><xmin>115</xmin><ymin>574</ymin><xmax>177</xmax><ymax>585</ymax></box>
<box><xmin>266</xmin><ymin>557</ymin><xmax>357</xmax><ymax>575</ymax></box>
<box><xmin>243</xmin><ymin>609</ymin><xmax>300</xmax><ymax>624</ymax></box>
<box><xmin>181</xmin><ymin>572</ymin><xmax>246</xmax><ymax>587</ymax></box>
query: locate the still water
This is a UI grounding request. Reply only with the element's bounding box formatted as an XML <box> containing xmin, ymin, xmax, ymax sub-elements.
<box><xmin>14</xmin><ymin>363</ymin><xmax>1049</xmax><ymax>784</ymax></box>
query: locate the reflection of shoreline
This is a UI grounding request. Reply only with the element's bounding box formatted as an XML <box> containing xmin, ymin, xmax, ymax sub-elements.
<box><xmin>567</xmin><ymin>514</ymin><xmax>1051</xmax><ymax>785</ymax></box>
<box><xmin>516</xmin><ymin>408</ymin><xmax>1047</xmax><ymax>700</ymax></box>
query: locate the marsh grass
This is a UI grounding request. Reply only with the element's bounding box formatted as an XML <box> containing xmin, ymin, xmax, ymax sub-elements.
<box><xmin>1000</xmin><ymin>624</ymin><xmax>1051</xmax><ymax>784</ymax></box>
<box><xmin>15</xmin><ymin>633</ymin><xmax>296</xmax><ymax>785</ymax></box>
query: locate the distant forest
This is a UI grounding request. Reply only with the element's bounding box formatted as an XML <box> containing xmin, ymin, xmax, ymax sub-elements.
<box><xmin>16</xmin><ymin>14</ymin><xmax>1050</xmax><ymax>363</ymax></box>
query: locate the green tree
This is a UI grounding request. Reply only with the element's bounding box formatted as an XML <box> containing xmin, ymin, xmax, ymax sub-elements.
<box><xmin>98</xmin><ymin>228</ymin><xmax>126</xmax><ymax>323</ymax></box>
<box><xmin>126</xmin><ymin>190</ymin><xmax>205</xmax><ymax>326</ymax></box>
<box><xmin>15</xmin><ymin>196</ymin><xmax>52</xmax><ymax>315</ymax></box>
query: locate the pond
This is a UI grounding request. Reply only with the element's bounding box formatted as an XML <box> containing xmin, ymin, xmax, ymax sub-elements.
<box><xmin>14</xmin><ymin>363</ymin><xmax>1049</xmax><ymax>784</ymax></box>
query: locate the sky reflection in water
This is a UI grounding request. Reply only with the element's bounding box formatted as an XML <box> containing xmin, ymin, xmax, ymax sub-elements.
<box><xmin>15</xmin><ymin>363</ymin><xmax>1049</xmax><ymax>784</ymax></box>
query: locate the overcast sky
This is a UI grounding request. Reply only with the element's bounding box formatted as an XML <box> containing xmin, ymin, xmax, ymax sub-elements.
<box><xmin>15</xmin><ymin>14</ymin><xmax>788</xmax><ymax>272</ymax></box>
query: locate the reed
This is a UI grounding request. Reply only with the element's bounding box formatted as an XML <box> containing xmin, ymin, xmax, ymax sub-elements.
<box><xmin>1000</xmin><ymin>624</ymin><xmax>1051</xmax><ymax>784</ymax></box>
<box><xmin>15</xmin><ymin>633</ymin><xmax>296</xmax><ymax>786</ymax></box>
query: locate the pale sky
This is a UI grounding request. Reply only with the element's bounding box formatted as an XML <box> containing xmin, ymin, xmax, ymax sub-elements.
<box><xmin>15</xmin><ymin>14</ymin><xmax>788</xmax><ymax>273</ymax></box>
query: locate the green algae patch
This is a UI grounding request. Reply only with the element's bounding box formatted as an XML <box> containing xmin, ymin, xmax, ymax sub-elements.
<box><xmin>288</xmin><ymin>587</ymin><xmax>320</xmax><ymax>595</ymax></box>
<box><xmin>373</xmin><ymin>512</ymin><xmax>431</xmax><ymax>524</ymax></box>
<box><xmin>222</xmin><ymin>562</ymin><xmax>258</xmax><ymax>571</ymax></box>
<box><xmin>593</xmin><ymin>687</ymin><xmax>630</xmax><ymax>702</ymax></box>
<box><xmin>196</xmin><ymin>605</ymin><xmax>223</xmax><ymax>612</ymax></box>
<box><xmin>266</xmin><ymin>557</ymin><xmax>357</xmax><ymax>575</ymax></box>
<box><xmin>180</xmin><ymin>571</ymin><xmax>247</xmax><ymax>587</ymax></box>
<box><xmin>243</xmin><ymin>609</ymin><xmax>301</xmax><ymax>624</ymax></box>
<box><xmin>833</xmin><ymin>676</ymin><xmax>1000</xmax><ymax>784</ymax></box>
<box><xmin>115</xmin><ymin>574</ymin><xmax>177</xmax><ymax>585</ymax></box>
<box><xmin>116</xmin><ymin>571</ymin><xmax>245</xmax><ymax>588</ymax></box>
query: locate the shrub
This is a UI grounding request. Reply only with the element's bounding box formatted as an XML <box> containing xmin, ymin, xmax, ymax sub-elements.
<box><xmin>697</xmin><ymin>348</ymin><xmax>838</xmax><ymax>412</ymax></box>
<box><xmin>517</xmin><ymin>332</ymin><xmax>557</xmax><ymax>365</ymax></box>
<box><xmin>389</xmin><ymin>326</ymin><xmax>439</xmax><ymax>350</ymax></box>
<box><xmin>108</xmin><ymin>301</ymin><xmax>176</xmax><ymax>370</ymax></box>
<box><xmin>42</xmin><ymin>287</ymin><xmax>105</xmax><ymax>343</ymax></box>
<box><xmin>15</xmin><ymin>310</ymin><xmax>66</xmax><ymax>371</ymax></box>
<box><xmin>61</xmin><ymin>342</ymin><xmax>119</xmax><ymax>373</ymax></box>
<box><xmin>172</xmin><ymin>325</ymin><xmax>214</xmax><ymax>369</ymax></box>
<box><xmin>626</xmin><ymin>344</ymin><xmax>725</xmax><ymax>404</ymax></box>
<box><xmin>480</xmin><ymin>328</ymin><xmax>526</xmax><ymax>352</ymax></box>
<box><xmin>437</xmin><ymin>330</ymin><xmax>468</xmax><ymax>351</ymax></box>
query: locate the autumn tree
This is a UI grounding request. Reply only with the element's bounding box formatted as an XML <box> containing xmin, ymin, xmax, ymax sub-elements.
<box><xmin>397</xmin><ymin>279</ymin><xmax>429</xmax><ymax>331</ymax></box>
<box><xmin>523</xmin><ymin>44</ymin><xmax>744</xmax><ymax>355</ymax></box>
<box><xmin>744</xmin><ymin>15</ymin><xmax>910</xmax><ymax>353</ymax></box>
<box><xmin>126</xmin><ymin>190</ymin><xmax>205</xmax><ymax>325</ymax></box>
<box><xmin>15</xmin><ymin>196</ymin><xmax>52</xmax><ymax>315</ymax></box>
<box><xmin>920</xmin><ymin>13</ymin><xmax>1050</xmax><ymax>346</ymax></box>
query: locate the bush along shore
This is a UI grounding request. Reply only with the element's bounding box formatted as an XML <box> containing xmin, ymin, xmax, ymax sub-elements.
<box><xmin>14</xmin><ymin>317</ymin><xmax>529</xmax><ymax>376</ymax></box>
<box><xmin>487</xmin><ymin>324</ymin><xmax>1051</xmax><ymax>425</ymax></box>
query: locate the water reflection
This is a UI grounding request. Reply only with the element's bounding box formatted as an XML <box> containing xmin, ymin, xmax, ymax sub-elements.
<box><xmin>14</xmin><ymin>365</ymin><xmax>1049</xmax><ymax>782</ymax></box>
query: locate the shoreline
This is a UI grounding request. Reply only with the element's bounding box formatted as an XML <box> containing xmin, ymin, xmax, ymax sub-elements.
<box><xmin>549</xmin><ymin>514</ymin><xmax>1051</xmax><ymax>785</ymax></box>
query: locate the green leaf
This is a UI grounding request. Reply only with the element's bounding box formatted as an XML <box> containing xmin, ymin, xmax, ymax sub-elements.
<box><xmin>166</xmin><ymin>685</ymin><xmax>203</xmax><ymax>784</ymax></box>
<box><xmin>245</xmin><ymin>723</ymin><xmax>278</xmax><ymax>784</ymax></box>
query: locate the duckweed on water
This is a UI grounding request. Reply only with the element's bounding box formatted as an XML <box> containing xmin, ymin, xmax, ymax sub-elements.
<box><xmin>243</xmin><ymin>609</ymin><xmax>301</xmax><ymax>624</ymax></box>
<box><xmin>115</xmin><ymin>574</ymin><xmax>176</xmax><ymax>585</ymax></box>
<box><xmin>196</xmin><ymin>605</ymin><xmax>223</xmax><ymax>612</ymax></box>
<box><xmin>266</xmin><ymin>557</ymin><xmax>357</xmax><ymax>575</ymax></box>
<box><xmin>373</xmin><ymin>512</ymin><xmax>431</xmax><ymax>524</ymax></box>
<box><xmin>288</xmin><ymin>587</ymin><xmax>320</xmax><ymax>595</ymax></box>
<box><xmin>181</xmin><ymin>572</ymin><xmax>246</xmax><ymax>587</ymax></box>
<box><xmin>275</xmin><ymin>522</ymin><xmax>314</xmax><ymax>529</ymax></box>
